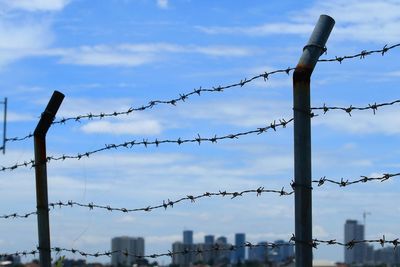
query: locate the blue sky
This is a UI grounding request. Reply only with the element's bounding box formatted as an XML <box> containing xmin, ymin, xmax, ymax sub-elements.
<box><xmin>1</xmin><ymin>0</ymin><xmax>400</xmax><ymax>264</ymax></box>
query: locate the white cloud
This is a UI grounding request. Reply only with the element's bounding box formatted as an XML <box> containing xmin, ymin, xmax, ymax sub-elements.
<box><xmin>387</xmin><ymin>70</ymin><xmax>400</xmax><ymax>77</ymax></box>
<box><xmin>1</xmin><ymin>111</ymin><xmax>35</xmax><ymax>122</ymax></box>
<box><xmin>0</xmin><ymin>20</ymin><xmax>53</xmax><ymax>67</ymax></box>
<box><xmin>197</xmin><ymin>23</ymin><xmax>313</xmax><ymax>36</ymax></box>
<box><xmin>313</xmin><ymin>225</ymin><xmax>329</xmax><ymax>238</ymax></box>
<box><xmin>56</xmin><ymin>45</ymin><xmax>157</xmax><ymax>67</ymax></box>
<box><xmin>55</xmin><ymin>97</ymin><xmax>134</xmax><ymax>118</ymax></box>
<box><xmin>0</xmin><ymin>0</ymin><xmax>70</xmax><ymax>11</ymax></box>
<box><xmin>81</xmin><ymin>120</ymin><xmax>163</xmax><ymax>135</ymax></box>
<box><xmin>198</xmin><ymin>0</ymin><xmax>400</xmax><ymax>43</ymax></box>
<box><xmin>299</xmin><ymin>0</ymin><xmax>400</xmax><ymax>43</ymax></box>
<box><xmin>147</xmin><ymin>234</ymin><xmax>181</xmax><ymax>244</ymax></box>
<box><xmin>314</xmin><ymin>108</ymin><xmax>400</xmax><ymax>135</ymax></box>
<box><xmin>48</xmin><ymin>43</ymin><xmax>254</xmax><ymax>67</ymax></box>
<box><xmin>176</xmin><ymin>99</ymin><xmax>292</xmax><ymax>127</ymax></box>
<box><xmin>156</xmin><ymin>0</ymin><xmax>168</xmax><ymax>9</ymax></box>
<box><xmin>116</xmin><ymin>215</ymin><xmax>137</xmax><ymax>223</ymax></box>
<box><xmin>0</xmin><ymin>0</ymin><xmax>70</xmax><ymax>68</ymax></box>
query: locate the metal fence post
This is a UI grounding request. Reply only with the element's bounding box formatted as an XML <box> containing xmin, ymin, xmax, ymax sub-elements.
<box><xmin>293</xmin><ymin>15</ymin><xmax>334</xmax><ymax>267</ymax></box>
<box><xmin>34</xmin><ymin>91</ymin><xmax>64</xmax><ymax>267</ymax></box>
<box><xmin>1</xmin><ymin>97</ymin><xmax>6</xmax><ymax>154</ymax></box>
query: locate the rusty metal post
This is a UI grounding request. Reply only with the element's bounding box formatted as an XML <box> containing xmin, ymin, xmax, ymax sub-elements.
<box><xmin>1</xmin><ymin>97</ymin><xmax>6</xmax><ymax>154</ymax></box>
<box><xmin>293</xmin><ymin>15</ymin><xmax>334</xmax><ymax>267</ymax></box>
<box><xmin>34</xmin><ymin>91</ymin><xmax>64</xmax><ymax>267</ymax></box>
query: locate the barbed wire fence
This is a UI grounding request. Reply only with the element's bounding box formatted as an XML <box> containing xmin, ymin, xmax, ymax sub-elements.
<box><xmin>3</xmin><ymin>42</ymin><xmax>400</xmax><ymax>146</ymax></box>
<box><xmin>2</xmin><ymin>235</ymin><xmax>399</xmax><ymax>260</ymax></box>
<box><xmin>2</xmin><ymin>97</ymin><xmax>400</xmax><ymax>172</ymax></box>
<box><xmin>1</xmin><ymin>39</ymin><xmax>400</xmax><ymax>265</ymax></box>
<box><xmin>1</xmin><ymin>172</ymin><xmax>398</xmax><ymax>219</ymax></box>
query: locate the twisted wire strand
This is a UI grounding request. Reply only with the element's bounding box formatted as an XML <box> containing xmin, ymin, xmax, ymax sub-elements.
<box><xmin>318</xmin><ymin>43</ymin><xmax>400</xmax><ymax>63</ymax></box>
<box><xmin>5</xmin><ymin>42</ymin><xmax>400</xmax><ymax>144</ymax></box>
<box><xmin>0</xmin><ymin>118</ymin><xmax>293</xmax><ymax>172</ymax></box>
<box><xmin>311</xmin><ymin>100</ymin><xmax>400</xmax><ymax>116</ymax></box>
<box><xmin>2</xmin><ymin>172</ymin><xmax>397</xmax><ymax>219</ymax></box>
<box><xmin>2</xmin><ymin>235</ymin><xmax>398</xmax><ymax>259</ymax></box>
<box><xmin>4</xmin><ymin>96</ymin><xmax>400</xmax><ymax>172</ymax></box>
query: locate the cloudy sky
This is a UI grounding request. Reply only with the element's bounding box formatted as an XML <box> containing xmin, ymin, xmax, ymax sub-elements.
<box><xmin>1</xmin><ymin>0</ymin><xmax>400</xmax><ymax>264</ymax></box>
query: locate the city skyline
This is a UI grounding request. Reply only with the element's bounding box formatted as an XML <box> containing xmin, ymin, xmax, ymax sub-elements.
<box><xmin>343</xmin><ymin>219</ymin><xmax>400</xmax><ymax>265</ymax></box>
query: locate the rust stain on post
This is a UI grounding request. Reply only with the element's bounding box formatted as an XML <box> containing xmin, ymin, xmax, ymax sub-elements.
<box><xmin>292</xmin><ymin>15</ymin><xmax>334</xmax><ymax>267</ymax></box>
<box><xmin>34</xmin><ymin>91</ymin><xmax>64</xmax><ymax>267</ymax></box>
<box><xmin>293</xmin><ymin>65</ymin><xmax>312</xmax><ymax>84</ymax></box>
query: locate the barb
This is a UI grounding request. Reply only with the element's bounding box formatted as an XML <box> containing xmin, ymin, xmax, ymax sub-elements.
<box><xmin>0</xmin><ymin>118</ymin><xmax>293</xmax><ymax>172</ymax></box>
<box><xmin>3</xmin><ymin>235</ymin><xmax>399</xmax><ymax>259</ymax></box>
<box><xmin>3</xmin><ymin>171</ymin><xmax>398</xmax><ymax>219</ymax></box>
<box><xmin>311</xmin><ymin>99</ymin><xmax>400</xmax><ymax>116</ymax></box>
<box><xmin>318</xmin><ymin>43</ymin><xmax>400</xmax><ymax>64</ymax></box>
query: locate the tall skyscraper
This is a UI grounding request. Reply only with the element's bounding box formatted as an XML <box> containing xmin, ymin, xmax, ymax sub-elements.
<box><xmin>205</xmin><ymin>235</ymin><xmax>214</xmax><ymax>245</ymax></box>
<box><xmin>270</xmin><ymin>240</ymin><xmax>294</xmax><ymax>263</ymax></box>
<box><xmin>344</xmin><ymin>219</ymin><xmax>365</xmax><ymax>264</ymax></box>
<box><xmin>248</xmin><ymin>241</ymin><xmax>269</xmax><ymax>263</ymax></box>
<box><xmin>216</xmin><ymin>236</ymin><xmax>227</xmax><ymax>245</ymax></box>
<box><xmin>233</xmin><ymin>233</ymin><xmax>246</xmax><ymax>264</ymax></box>
<box><xmin>183</xmin><ymin>230</ymin><xmax>193</xmax><ymax>245</ymax></box>
<box><xmin>214</xmin><ymin>236</ymin><xmax>231</xmax><ymax>264</ymax></box>
<box><xmin>111</xmin><ymin>236</ymin><xmax>144</xmax><ymax>267</ymax></box>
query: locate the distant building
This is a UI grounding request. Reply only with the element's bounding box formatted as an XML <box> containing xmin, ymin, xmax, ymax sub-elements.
<box><xmin>344</xmin><ymin>220</ymin><xmax>365</xmax><ymax>264</ymax></box>
<box><xmin>111</xmin><ymin>236</ymin><xmax>144</xmax><ymax>267</ymax></box>
<box><xmin>203</xmin><ymin>235</ymin><xmax>215</xmax><ymax>264</ymax></box>
<box><xmin>373</xmin><ymin>246</ymin><xmax>400</xmax><ymax>265</ymax></box>
<box><xmin>172</xmin><ymin>230</ymin><xmax>197</xmax><ymax>267</ymax></box>
<box><xmin>63</xmin><ymin>259</ymin><xmax>86</xmax><ymax>267</ymax></box>
<box><xmin>183</xmin><ymin>230</ymin><xmax>193</xmax><ymax>245</ymax></box>
<box><xmin>0</xmin><ymin>255</ymin><xmax>20</xmax><ymax>267</ymax></box>
<box><xmin>215</xmin><ymin>236</ymin><xmax>232</xmax><ymax>265</ymax></box>
<box><xmin>233</xmin><ymin>233</ymin><xmax>246</xmax><ymax>264</ymax></box>
<box><xmin>248</xmin><ymin>241</ymin><xmax>269</xmax><ymax>263</ymax></box>
<box><xmin>204</xmin><ymin>235</ymin><xmax>214</xmax><ymax>245</ymax></box>
<box><xmin>270</xmin><ymin>240</ymin><xmax>294</xmax><ymax>263</ymax></box>
<box><xmin>216</xmin><ymin>236</ymin><xmax>227</xmax><ymax>245</ymax></box>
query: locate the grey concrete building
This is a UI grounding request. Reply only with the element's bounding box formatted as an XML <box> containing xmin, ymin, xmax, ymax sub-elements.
<box><xmin>111</xmin><ymin>236</ymin><xmax>144</xmax><ymax>267</ymax></box>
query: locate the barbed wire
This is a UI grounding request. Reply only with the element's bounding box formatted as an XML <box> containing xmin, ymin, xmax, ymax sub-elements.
<box><xmin>3</xmin><ymin>68</ymin><xmax>294</xmax><ymax>145</ymax></box>
<box><xmin>4</xmin><ymin>96</ymin><xmax>400</xmax><ymax>172</ymax></box>
<box><xmin>0</xmin><ymin>187</ymin><xmax>293</xmax><ymax>219</ymax></box>
<box><xmin>0</xmin><ymin>211</ymin><xmax>37</xmax><ymax>219</ymax></box>
<box><xmin>5</xmin><ymin>97</ymin><xmax>400</xmax><ymax>147</ymax></box>
<box><xmin>311</xmin><ymin>172</ymin><xmax>400</xmax><ymax>187</ymax></box>
<box><xmin>2</xmin><ymin>172</ymin><xmax>398</xmax><ymax>219</ymax></box>
<box><xmin>0</xmin><ymin>241</ymin><xmax>292</xmax><ymax>260</ymax></box>
<box><xmin>50</xmin><ymin>69</ymin><xmax>294</xmax><ymax>126</ymax></box>
<box><xmin>5</xmin><ymin>133</ymin><xmax>33</xmax><ymax>143</ymax></box>
<box><xmin>311</xmin><ymin>99</ymin><xmax>400</xmax><ymax>116</ymax></box>
<box><xmin>2</xmin><ymin>235</ymin><xmax>399</xmax><ymax>260</ymax></box>
<box><xmin>0</xmin><ymin>118</ymin><xmax>293</xmax><ymax>172</ymax></box>
<box><xmin>5</xmin><ymin>42</ymin><xmax>400</xmax><ymax>145</ymax></box>
<box><xmin>46</xmin><ymin>42</ymin><xmax>399</xmax><ymax>125</ymax></box>
<box><xmin>318</xmin><ymin>43</ymin><xmax>400</xmax><ymax>63</ymax></box>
